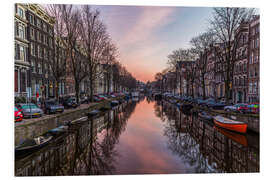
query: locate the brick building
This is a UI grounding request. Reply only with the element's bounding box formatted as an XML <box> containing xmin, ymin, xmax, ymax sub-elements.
<box><xmin>233</xmin><ymin>22</ymin><xmax>249</xmax><ymax>103</ymax></box>
<box><xmin>247</xmin><ymin>15</ymin><xmax>260</xmax><ymax>103</ymax></box>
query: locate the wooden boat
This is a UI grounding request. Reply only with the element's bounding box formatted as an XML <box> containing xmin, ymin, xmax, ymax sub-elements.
<box><xmin>15</xmin><ymin>135</ymin><xmax>53</xmax><ymax>156</ymax></box>
<box><xmin>71</xmin><ymin>116</ymin><xmax>88</xmax><ymax>124</ymax></box>
<box><xmin>213</xmin><ymin>115</ymin><xmax>248</xmax><ymax>133</ymax></box>
<box><xmin>47</xmin><ymin>125</ymin><xmax>69</xmax><ymax>136</ymax></box>
<box><xmin>214</xmin><ymin>126</ymin><xmax>248</xmax><ymax>146</ymax></box>
<box><xmin>86</xmin><ymin>110</ymin><xmax>100</xmax><ymax>117</ymax></box>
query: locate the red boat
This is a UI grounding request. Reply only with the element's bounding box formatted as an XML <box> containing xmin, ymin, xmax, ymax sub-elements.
<box><xmin>213</xmin><ymin>115</ymin><xmax>247</xmax><ymax>133</ymax></box>
<box><xmin>214</xmin><ymin>126</ymin><xmax>248</xmax><ymax>146</ymax></box>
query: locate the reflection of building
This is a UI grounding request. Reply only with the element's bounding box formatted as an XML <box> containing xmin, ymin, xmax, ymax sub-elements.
<box><xmin>162</xmin><ymin>103</ymin><xmax>259</xmax><ymax>173</ymax></box>
<box><xmin>15</xmin><ymin>101</ymin><xmax>135</xmax><ymax>176</ymax></box>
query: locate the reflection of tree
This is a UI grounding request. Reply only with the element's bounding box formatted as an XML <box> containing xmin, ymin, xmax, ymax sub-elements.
<box><xmin>160</xmin><ymin>103</ymin><xmax>218</xmax><ymax>173</ymax></box>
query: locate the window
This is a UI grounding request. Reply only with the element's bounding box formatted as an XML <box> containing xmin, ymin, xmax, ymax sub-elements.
<box><xmin>44</xmin><ymin>48</ymin><xmax>48</xmax><ymax>59</ymax></box>
<box><xmin>250</xmin><ymin>52</ymin><xmax>254</xmax><ymax>64</ymax></box>
<box><xmin>49</xmin><ymin>28</ymin><xmax>53</xmax><ymax>35</ymax></box>
<box><xmin>31</xmin><ymin>43</ymin><xmax>35</xmax><ymax>56</ymax></box>
<box><xmin>38</xmin><ymin>45</ymin><xmax>42</xmax><ymax>58</ymax></box>
<box><xmin>18</xmin><ymin>24</ymin><xmax>25</xmax><ymax>39</ymax></box>
<box><xmin>30</xmin><ymin>28</ymin><xmax>35</xmax><ymax>40</ymax></box>
<box><xmin>256</xmin><ymin>38</ymin><xmax>259</xmax><ymax>48</ymax></box>
<box><xmin>44</xmin><ymin>35</ymin><xmax>47</xmax><ymax>45</ymax></box>
<box><xmin>29</xmin><ymin>14</ymin><xmax>34</xmax><ymax>25</ymax></box>
<box><xmin>249</xmin><ymin>83</ymin><xmax>252</xmax><ymax>93</ymax></box>
<box><xmin>49</xmin><ymin>38</ymin><xmax>52</xmax><ymax>47</ymax></box>
<box><xmin>18</xmin><ymin>7</ymin><xmax>24</xmax><ymax>18</ymax></box>
<box><xmin>37</xmin><ymin>18</ymin><xmax>41</xmax><ymax>28</ymax></box>
<box><xmin>37</xmin><ymin>31</ymin><xmax>41</xmax><ymax>42</ymax></box>
<box><xmin>43</xmin><ymin>23</ymin><xmax>47</xmax><ymax>32</ymax></box>
<box><xmin>38</xmin><ymin>63</ymin><xmax>42</xmax><ymax>74</ymax></box>
<box><xmin>19</xmin><ymin>46</ymin><xmax>25</xmax><ymax>61</ymax></box>
<box><xmin>44</xmin><ymin>63</ymin><xmax>47</xmax><ymax>74</ymax></box>
<box><xmin>31</xmin><ymin>61</ymin><xmax>36</xmax><ymax>73</ymax></box>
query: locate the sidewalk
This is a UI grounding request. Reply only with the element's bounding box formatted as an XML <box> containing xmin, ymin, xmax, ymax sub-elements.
<box><xmin>14</xmin><ymin>102</ymin><xmax>98</xmax><ymax>127</ymax></box>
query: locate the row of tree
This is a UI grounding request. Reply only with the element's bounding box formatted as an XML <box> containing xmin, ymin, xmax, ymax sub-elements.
<box><xmin>155</xmin><ymin>7</ymin><xmax>255</xmax><ymax>103</ymax></box>
<box><xmin>46</xmin><ymin>5</ymin><xmax>136</xmax><ymax>103</ymax></box>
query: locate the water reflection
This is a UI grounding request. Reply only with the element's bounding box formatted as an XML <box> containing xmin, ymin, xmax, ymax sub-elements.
<box><xmin>159</xmin><ymin>101</ymin><xmax>259</xmax><ymax>173</ymax></box>
<box><xmin>15</xmin><ymin>98</ymin><xmax>259</xmax><ymax>176</ymax></box>
<box><xmin>15</xmin><ymin>100</ymin><xmax>137</xmax><ymax>176</ymax></box>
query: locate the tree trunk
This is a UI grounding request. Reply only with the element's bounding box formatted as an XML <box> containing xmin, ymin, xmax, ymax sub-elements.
<box><xmin>75</xmin><ymin>81</ymin><xmax>80</xmax><ymax>104</ymax></box>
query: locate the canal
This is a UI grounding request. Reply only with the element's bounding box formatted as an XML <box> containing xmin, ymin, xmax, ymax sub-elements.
<box><xmin>15</xmin><ymin>97</ymin><xmax>259</xmax><ymax>176</ymax></box>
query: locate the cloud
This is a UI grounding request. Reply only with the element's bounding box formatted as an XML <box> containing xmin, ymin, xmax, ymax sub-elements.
<box><xmin>119</xmin><ymin>7</ymin><xmax>175</xmax><ymax>47</ymax></box>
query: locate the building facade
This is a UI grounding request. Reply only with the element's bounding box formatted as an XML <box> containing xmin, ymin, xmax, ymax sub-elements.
<box><xmin>26</xmin><ymin>4</ymin><xmax>56</xmax><ymax>99</ymax></box>
<box><xmin>247</xmin><ymin>15</ymin><xmax>260</xmax><ymax>103</ymax></box>
<box><xmin>233</xmin><ymin>22</ymin><xmax>249</xmax><ymax>103</ymax></box>
<box><xmin>14</xmin><ymin>4</ymin><xmax>30</xmax><ymax>97</ymax></box>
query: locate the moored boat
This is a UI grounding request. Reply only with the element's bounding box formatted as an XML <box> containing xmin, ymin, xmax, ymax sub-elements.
<box><xmin>214</xmin><ymin>126</ymin><xmax>248</xmax><ymax>146</ymax></box>
<box><xmin>15</xmin><ymin>135</ymin><xmax>53</xmax><ymax>157</ymax></box>
<box><xmin>87</xmin><ymin>109</ymin><xmax>100</xmax><ymax>117</ymax></box>
<box><xmin>213</xmin><ymin>115</ymin><xmax>248</xmax><ymax>133</ymax></box>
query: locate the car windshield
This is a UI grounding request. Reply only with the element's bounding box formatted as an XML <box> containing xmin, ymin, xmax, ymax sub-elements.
<box><xmin>21</xmin><ymin>104</ymin><xmax>38</xmax><ymax>109</ymax></box>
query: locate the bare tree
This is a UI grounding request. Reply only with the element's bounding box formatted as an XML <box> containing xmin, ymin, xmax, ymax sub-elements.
<box><xmin>190</xmin><ymin>31</ymin><xmax>216</xmax><ymax>99</ymax></box>
<box><xmin>46</xmin><ymin>5</ymin><xmax>69</xmax><ymax>102</ymax></box>
<box><xmin>60</xmin><ymin>4</ymin><xmax>88</xmax><ymax>103</ymax></box>
<box><xmin>80</xmin><ymin>5</ymin><xmax>117</xmax><ymax>100</ymax></box>
<box><xmin>210</xmin><ymin>7</ymin><xmax>255</xmax><ymax>103</ymax></box>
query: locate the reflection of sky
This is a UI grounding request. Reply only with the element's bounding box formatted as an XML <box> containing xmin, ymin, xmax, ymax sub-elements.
<box><xmin>112</xmin><ymin>99</ymin><xmax>189</xmax><ymax>174</ymax></box>
<box><xmin>92</xmin><ymin>5</ymin><xmax>213</xmax><ymax>82</ymax></box>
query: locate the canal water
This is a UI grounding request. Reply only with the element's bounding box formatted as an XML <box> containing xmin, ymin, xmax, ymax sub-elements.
<box><xmin>15</xmin><ymin>97</ymin><xmax>259</xmax><ymax>176</ymax></box>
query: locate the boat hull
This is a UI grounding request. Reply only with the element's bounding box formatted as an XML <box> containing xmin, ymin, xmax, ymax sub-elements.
<box><xmin>214</xmin><ymin>119</ymin><xmax>247</xmax><ymax>133</ymax></box>
<box><xmin>214</xmin><ymin>126</ymin><xmax>248</xmax><ymax>146</ymax></box>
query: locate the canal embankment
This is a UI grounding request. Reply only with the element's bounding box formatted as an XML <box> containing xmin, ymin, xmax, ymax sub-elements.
<box><xmin>164</xmin><ymin>96</ymin><xmax>260</xmax><ymax>133</ymax></box>
<box><xmin>14</xmin><ymin>96</ymin><xmax>124</xmax><ymax>146</ymax></box>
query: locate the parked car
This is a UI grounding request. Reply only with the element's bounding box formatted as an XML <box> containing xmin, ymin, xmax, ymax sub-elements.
<box><xmin>206</xmin><ymin>101</ymin><xmax>227</xmax><ymax>110</ymax></box>
<box><xmin>16</xmin><ymin>103</ymin><xmax>43</xmax><ymax>118</ymax></box>
<box><xmin>80</xmin><ymin>96</ymin><xmax>90</xmax><ymax>104</ymax></box>
<box><xmin>44</xmin><ymin>100</ymin><xmax>64</xmax><ymax>114</ymax></box>
<box><xmin>62</xmin><ymin>97</ymin><xmax>79</xmax><ymax>109</ymax></box>
<box><xmin>14</xmin><ymin>106</ymin><xmax>23</xmax><ymax>122</ymax></box>
<box><xmin>247</xmin><ymin>103</ymin><xmax>259</xmax><ymax>114</ymax></box>
<box><xmin>97</xmin><ymin>95</ymin><xmax>108</xmax><ymax>100</ymax></box>
<box><xmin>224</xmin><ymin>103</ymin><xmax>248</xmax><ymax>113</ymax></box>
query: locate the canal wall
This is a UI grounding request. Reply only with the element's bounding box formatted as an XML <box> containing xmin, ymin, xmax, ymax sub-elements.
<box><xmin>192</xmin><ymin>105</ymin><xmax>260</xmax><ymax>133</ymax></box>
<box><xmin>14</xmin><ymin>97</ymin><xmax>121</xmax><ymax>146</ymax></box>
<box><xmin>164</xmin><ymin>97</ymin><xmax>259</xmax><ymax>133</ymax></box>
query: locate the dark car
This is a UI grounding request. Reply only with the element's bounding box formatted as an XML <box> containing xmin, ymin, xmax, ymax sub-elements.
<box><xmin>62</xmin><ymin>97</ymin><xmax>79</xmax><ymax>109</ymax></box>
<box><xmin>44</xmin><ymin>100</ymin><xmax>64</xmax><ymax>114</ymax></box>
<box><xmin>80</xmin><ymin>96</ymin><xmax>91</xmax><ymax>104</ymax></box>
<box><xmin>16</xmin><ymin>103</ymin><xmax>43</xmax><ymax>118</ymax></box>
<box><xmin>206</xmin><ymin>101</ymin><xmax>226</xmax><ymax>110</ymax></box>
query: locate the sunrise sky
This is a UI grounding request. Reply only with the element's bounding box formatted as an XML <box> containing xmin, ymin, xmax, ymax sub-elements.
<box><xmin>92</xmin><ymin>5</ymin><xmax>213</xmax><ymax>82</ymax></box>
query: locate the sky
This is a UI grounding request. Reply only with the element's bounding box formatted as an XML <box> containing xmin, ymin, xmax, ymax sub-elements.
<box><xmin>91</xmin><ymin>5</ymin><xmax>213</xmax><ymax>83</ymax></box>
